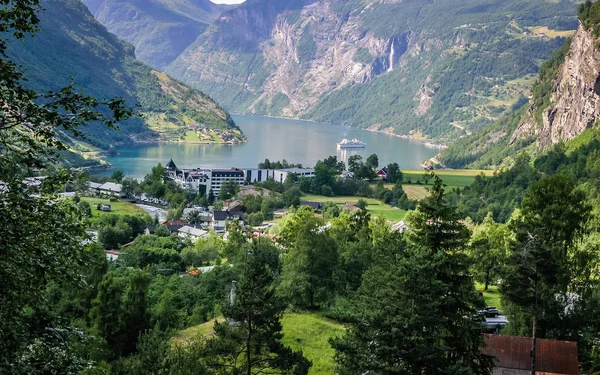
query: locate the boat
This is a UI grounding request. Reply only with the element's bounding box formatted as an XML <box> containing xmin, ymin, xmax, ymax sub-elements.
<box><xmin>337</xmin><ymin>138</ymin><xmax>366</xmax><ymax>149</ymax></box>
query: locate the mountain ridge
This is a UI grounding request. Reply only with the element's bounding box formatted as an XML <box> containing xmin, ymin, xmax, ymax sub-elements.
<box><xmin>8</xmin><ymin>0</ymin><xmax>244</xmax><ymax>162</ymax></box>
<box><xmin>82</xmin><ymin>0</ymin><xmax>234</xmax><ymax>69</ymax></box>
<box><xmin>164</xmin><ymin>0</ymin><xmax>578</xmax><ymax>141</ymax></box>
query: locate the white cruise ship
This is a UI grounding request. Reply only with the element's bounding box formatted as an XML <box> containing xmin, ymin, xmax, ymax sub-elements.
<box><xmin>337</xmin><ymin>138</ymin><xmax>366</xmax><ymax>149</ymax></box>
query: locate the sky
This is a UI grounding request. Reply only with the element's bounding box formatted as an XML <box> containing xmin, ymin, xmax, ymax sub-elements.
<box><xmin>211</xmin><ymin>0</ymin><xmax>246</xmax><ymax>3</ymax></box>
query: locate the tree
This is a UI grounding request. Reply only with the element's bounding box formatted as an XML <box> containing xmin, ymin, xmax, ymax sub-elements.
<box><xmin>501</xmin><ymin>175</ymin><xmax>590</xmax><ymax>373</ymax></box>
<box><xmin>331</xmin><ymin>245</ymin><xmax>494</xmax><ymax>375</ymax></box>
<box><xmin>366</xmin><ymin>153</ymin><xmax>379</xmax><ymax>169</ymax></box>
<box><xmin>407</xmin><ymin>174</ymin><xmax>470</xmax><ymax>253</ymax></box>
<box><xmin>280</xmin><ymin>207</ymin><xmax>338</xmax><ymax>308</ymax></box>
<box><xmin>219</xmin><ymin>180</ymin><xmax>240</xmax><ymax>201</ymax></box>
<box><xmin>203</xmin><ymin>241</ymin><xmax>311</xmax><ymax>375</ymax></box>
<box><xmin>121</xmin><ymin>178</ymin><xmax>137</xmax><ymax>198</ymax></box>
<box><xmin>386</xmin><ymin>162</ymin><xmax>402</xmax><ymax>183</ymax></box>
<box><xmin>469</xmin><ymin>212</ymin><xmax>510</xmax><ymax>290</ymax></box>
<box><xmin>356</xmin><ymin>199</ymin><xmax>367</xmax><ymax>210</ymax></box>
<box><xmin>155</xmin><ymin>224</ymin><xmax>171</xmax><ymax>237</ymax></box>
<box><xmin>187</xmin><ymin>210</ymin><xmax>202</xmax><ymax>227</ymax></box>
<box><xmin>0</xmin><ymin>2</ymin><xmax>132</xmax><ymax>367</ymax></box>
<box><xmin>111</xmin><ymin>170</ymin><xmax>125</xmax><ymax>183</ymax></box>
<box><xmin>348</xmin><ymin>155</ymin><xmax>363</xmax><ymax>174</ymax></box>
<box><xmin>282</xmin><ymin>186</ymin><xmax>302</xmax><ymax>207</ymax></box>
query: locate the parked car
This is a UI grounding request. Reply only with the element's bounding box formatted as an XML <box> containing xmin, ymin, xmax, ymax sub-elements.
<box><xmin>480</xmin><ymin>306</ymin><xmax>500</xmax><ymax>317</ymax></box>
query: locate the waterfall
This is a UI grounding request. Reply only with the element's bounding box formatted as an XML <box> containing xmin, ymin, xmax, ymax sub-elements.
<box><xmin>388</xmin><ymin>39</ymin><xmax>395</xmax><ymax>72</ymax></box>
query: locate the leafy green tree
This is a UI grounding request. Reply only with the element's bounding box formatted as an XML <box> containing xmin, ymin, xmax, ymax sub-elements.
<box><xmin>0</xmin><ymin>1</ymin><xmax>131</xmax><ymax>368</ymax></box>
<box><xmin>203</xmin><ymin>241</ymin><xmax>311</xmax><ymax>375</ymax></box>
<box><xmin>122</xmin><ymin>269</ymin><xmax>151</xmax><ymax>356</ymax></box>
<box><xmin>280</xmin><ymin>207</ymin><xmax>338</xmax><ymax>308</ymax></box>
<box><xmin>469</xmin><ymin>212</ymin><xmax>510</xmax><ymax>290</ymax></box>
<box><xmin>348</xmin><ymin>155</ymin><xmax>363</xmax><ymax>174</ymax></box>
<box><xmin>331</xmin><ymin>246</ymin><xmax>494</xmax><ymax>375</ymax></box>
<box><xmin>502</xmin><ymin>175</ymin><xmax>591</xmax><ymax>366</ymax></box>
<box><xmin>187</xmin><ymin>210</ymin><xmax>202</xmax><ymax>226</ymax></box>
<box><xmin>154</xmin><ymin>224</ymin><xmax>171</xmax><ymax>237</ymax></box>
<box><xmin>356</xmin><ymin>199</ymin><xmax>367</xmax><ymax>210</ymax></box>
<box><xmin>386</xmin><ymin>162</ymin><xmax>402</xmax><ymax>183</ymax></box>
<box><xmin>219</xmin><ymin>180</ymin><xmax>240</xmax><ymax>201</ymax></box>
<box><xmin>121</xmin><ymin>178</ymin><xmax>137</xmax><ymax>198</ymax></box>
<box><xmin>282</xmin><ymin>186</ymin><xmax>302</xmax><ymax>207</ymax></box>
<box><xmin>78</xmin><ymin>200</ymin><xmax>92</xmax><ymax>218</ymax></box>
<box><xmin>111</xmin><ymin>170</ymin><xmax>125</xmax><ymax>183</ymax></box>
<box><xmin>323</xmin><ymin>201</ymin><xmax>341</xmax><ymax>220</ymax></box>
<box><xmin>334</xmin><ymin>175</ymin><xmax>493</xmax><ymax>374</ymax></box>
<box><xmin>366</xmin><ymin>153</ymin><xmax>379</xmax><ymax>169</ymax></box>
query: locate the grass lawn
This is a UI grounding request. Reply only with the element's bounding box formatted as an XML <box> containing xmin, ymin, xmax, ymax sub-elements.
<box><xmin>475</xmin><ymin>282</ymin><xmax>503</xmax><ymax>310</ymax></box>
<box><xmin>80</xmin><ymin>197</ymin><xmax>146</xmax><ymax>220</ymax></box>
<box><xmin>301</xmin><ymin>194</ymin><xmax>406</xmax><ymax>221</ymax></box>
<box><xmin>281</xmin><ymin>312</ymin><xmax>345</xmax><ymax>375</ymax></box>
<box><xmin>402</xmin><ymin>185</ymin><xmax>429</xmax><ymax>201</ymax></box>
<box><xmin>171</xmin><ymin>317</ymin><xmax>225</xmax><ymax>343</ymax></box>
<box><xmin>171</xmin><ymin>312</ymin><xmax>344</xmax><ymax>375</ymax></box>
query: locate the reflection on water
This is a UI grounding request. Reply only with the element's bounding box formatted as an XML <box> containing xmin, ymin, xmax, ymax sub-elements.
<box><xmin>98</xmin><ymin>115</ymin><xmax>439</xmax><ymax>179</ymax></box>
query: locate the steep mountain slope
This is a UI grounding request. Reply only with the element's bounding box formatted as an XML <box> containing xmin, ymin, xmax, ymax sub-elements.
<box><xmin>166</xmin><ymin>0</ymin><xmax>578</xmax><ymax>141</ymax></box>
<box><xmin>7</xmin><ymin>0</ymin><xmax>243</xmax><ymax>155</ymax></box>
<box><xmin>440</xmin><ymin>5</ymin><xmax>600</xmax><ymax>169</ymax></box>
<box><xmin>82</xmin><ymin>0</ymin><xmax>232</xmax><ymax>69</ymax></box>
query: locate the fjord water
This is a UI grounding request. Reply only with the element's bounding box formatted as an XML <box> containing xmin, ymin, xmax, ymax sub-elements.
<box><xmin>101</xmin><ymin>115</ymin><xmax>439</xmax><ymax>179</ymax></box>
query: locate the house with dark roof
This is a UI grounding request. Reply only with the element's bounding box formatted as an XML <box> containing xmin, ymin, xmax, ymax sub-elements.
<box><xmin>482</xmin><ymin>334</ymin><xmax>579</xmax><ymax>375</ymax></box>
<box><xmin>300</xmin><ymin>201</ymin><xmax>321</xmax><ymax>211</ymax></box>
<box><xmin>212</xmin><ymin>211</ymin><xmax>244</xmax><ymax>231</ymax></box>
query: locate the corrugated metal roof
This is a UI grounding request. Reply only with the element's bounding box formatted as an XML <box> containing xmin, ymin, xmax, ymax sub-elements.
<box><xmin>482</xmin><ymin>335</ymin><xmax>578</xmax><ymax>375</ymax></box>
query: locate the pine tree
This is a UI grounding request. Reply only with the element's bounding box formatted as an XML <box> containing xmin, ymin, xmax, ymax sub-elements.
<box><xmin>203</xmin><ymin>241</ymin><xmax>311</xmax><ymax>375</ymax></box>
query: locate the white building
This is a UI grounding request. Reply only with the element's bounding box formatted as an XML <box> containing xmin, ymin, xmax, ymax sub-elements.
<box><xmin>166</xmin><ymin>159</ymin><xmax>315</xmax><ymax>199</ymax></box>
<box><xmin>177</xmin><ymin>226</ymin><xmax>208</xmax><ymax>243</ymax></box>
<box><xmin>98</xmin><ymin>182</ymin><xmax>124</xmax><ymax>197</ymax></box>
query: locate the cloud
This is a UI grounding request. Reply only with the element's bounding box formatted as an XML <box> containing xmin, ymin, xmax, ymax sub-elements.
<box><xmin>211</xmin><ymin>0</ymin><xmax>246</xmax><ymax>4</ymax></box>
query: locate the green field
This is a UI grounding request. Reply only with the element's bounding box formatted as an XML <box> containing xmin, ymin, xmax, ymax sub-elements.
<box><xmin>475</xmin><ymin>283</ymin><xmax>503</xmax><ymax>310</ymax></box>
<box><xmin>80</xmin><ymin>197</ymin><xmax>146</xmax><ymax>220</ymax></box>
<box><xmin>402</xmin><ymin>169</ymin><xmax>493</xmax><ymax>188</ymax></box>
<box><xmin>172</xmin><ymin>318</ymin><xmax>224</xmax><ymax>343</ymax></box>
<box><xmin>301</xmin><ymin>194</ymin><xmax>406</xmax><ymax>221</ymax></box>
<box><xmin>281</xmin><ymin>313</ymin><xmax>345</xmax><ymax>375</ymax></box>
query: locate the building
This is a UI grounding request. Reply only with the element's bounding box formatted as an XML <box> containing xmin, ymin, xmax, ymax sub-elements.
<box><xmin>300</xmin><ymin>201</ymin><xmax>321</xmax><ymax>211</ymax></box>
<box><xmin>167</xmin><ymin>159</ymin><xmax>314</xmax><ymax>199</ymax></box>
<box><xmin>105</xmin><ymin>250</ymin><xmax>121</xmax><ymax>262</ymax></box>
<box><xmin>481</xmin><ymin>334</ymin><xmax>579</xmax><ymax>375</ymax></box>
<box><xmin>178</xmin><ymin>226</ymin><xmax>208</xmax><ymax>243</ymax></box>
<box><xmin>273</xmin><ymin>168</ymin><xmax>315</xmax><ymax>183</ymax></box>
<box><xmin>213</xmin><ymin>211</ymin><xmax>244</xmax><ymax>231</ymax></box>
<box><xmin>391</xmin><ymin>221</ymin><xmax>409</xmax><ymax>233</ymax></box>
<box><xmin>98</xmin><ymin>182</ymin><xmax>124</xmax><ymax>197</ymax></box>
<box><xmin>167</xmin><ymin>159</ymin><xmax>245</xmax><ymax>198</ymax></box>
<box><xmin>163</xmin><ymin>220</ymin><xmax>185</xmax><ymax>234</ymax></box>
<box><xmin>87</xmin><ymin>181</ymin><xmax>102</xmax><ymax>194</ymax></box>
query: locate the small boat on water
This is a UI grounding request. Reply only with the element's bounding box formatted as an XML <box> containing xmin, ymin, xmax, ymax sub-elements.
<box><xmin>337</xmin><ymin>138</ymin><xmax>366</xmax><ymax>149</ymax></box>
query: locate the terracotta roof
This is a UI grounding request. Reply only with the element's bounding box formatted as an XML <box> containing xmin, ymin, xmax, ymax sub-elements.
<box><xmin>482</xmin><ymin>335</ymin><xmax>578</xmax><ymax>375</ymax></box>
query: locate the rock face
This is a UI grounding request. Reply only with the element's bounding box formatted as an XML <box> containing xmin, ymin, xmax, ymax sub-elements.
<box><xmin>164</xmin><ymin>0</ymin><xmax>577</xmax><ymax>140</ymax></box>
<box><xmin>513</xmin><ymin>24</ymin><xmax>600</xmax><ymax>148</ymax></box>
<box><xmin>82</xmin><ymin>0</ymin><xmax>232</xmax><ymax>69</ymax></box>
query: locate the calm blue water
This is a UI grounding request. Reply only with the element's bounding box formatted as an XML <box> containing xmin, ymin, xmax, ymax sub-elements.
<box><xmin>97</xmin><ymin>115</ymin><xmax>439</xmax><ymax>179</ymax></box>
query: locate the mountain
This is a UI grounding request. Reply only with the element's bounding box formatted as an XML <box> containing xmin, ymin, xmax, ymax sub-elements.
<box><xmin>7</xmin><ymin>0</ymin><xmax>244</xmax><ymax>160</ymax></box>
<box><xmin>440</xmin><ymin>2</ymin><xmax>600</xmax><ymax>169</ymax></box>
<box><xmin>82</xmin><ymin>0</ymin><xmax>233</xmax><ymax>69</ymax></box>
<box><xmin>164</xmin><ymin>0</ymin><xmax>578</xmax><ymax>141</ymax></box>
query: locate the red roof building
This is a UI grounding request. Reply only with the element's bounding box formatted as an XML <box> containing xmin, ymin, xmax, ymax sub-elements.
<box><xmin>482</xmin><ymin>334</ymin><xmax>579</xmax><ymax>375</ymax></box>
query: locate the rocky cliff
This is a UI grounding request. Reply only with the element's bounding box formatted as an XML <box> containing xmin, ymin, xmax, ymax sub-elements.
<box><xmin>512</xmin><ymin>24</ymin><xmax>600</xmax><ymax>148</ymax></box>
<box><xmin>165</xmin><ymin>0</ymin><xmax>577</xmax><ymax>140</ymax></box>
